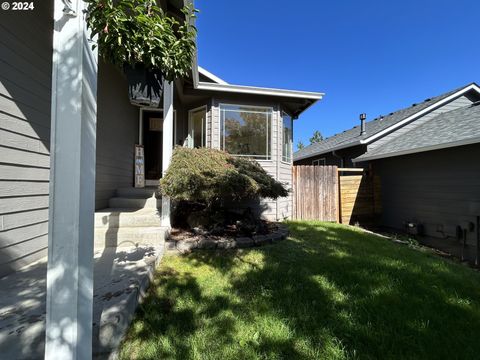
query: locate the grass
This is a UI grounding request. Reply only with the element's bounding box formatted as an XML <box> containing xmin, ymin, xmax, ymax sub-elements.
<box><xmin>119</xmin><ymin>221</ymin><xmax>480</xmax><ymax>360</ymax></box>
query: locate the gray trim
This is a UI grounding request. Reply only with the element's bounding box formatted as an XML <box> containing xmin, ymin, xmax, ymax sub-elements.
<box><xmin>354</xmin><ymin>136</ymin><xmax>480</xmax><ymax>162</ymax></box>
<box><xmin>294</xmin><ymin>140</ymin><xmax>362</xmax><ymax>161</ymax></box>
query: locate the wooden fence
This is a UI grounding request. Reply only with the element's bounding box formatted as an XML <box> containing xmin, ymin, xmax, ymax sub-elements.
<box><xmin>292</xmin><ymin>165</ymin><xmax>339</xmax><ymax>221</ymax></box>
<box><xmin>293</xmin><ymin>165</ymin><xmax>381</xmax><ymax>225</ymax></box>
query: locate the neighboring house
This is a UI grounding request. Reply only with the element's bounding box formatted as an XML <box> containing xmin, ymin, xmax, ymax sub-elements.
<box><xmin>293</xmin><ymin>83</ymin><xmax>480</xmax><ymax>167</ymax></box>
<box><xmin>294</xmin><ymin>83</ymin><xmax>480</xmax><ymax>247</ymax></box>
<box><xmin>0</xmin><ymin>1</ymin><xmax>324</xmax><ymax>277</ymax></box>
<box><xmin>355</xmin><ymin>101</ymin><xmax>480</xmax><ymax>246</ymax></box>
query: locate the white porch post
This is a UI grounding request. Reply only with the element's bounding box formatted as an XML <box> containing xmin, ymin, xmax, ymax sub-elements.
<box><xmin>161</xmin><ymin>81</ymin><xmax>174</xmax><ymax>227</ymax></box>
<box><xmin>45</xmin><ymin>0</ymin><xmax>98</xmax><ymax>359</ymax></box>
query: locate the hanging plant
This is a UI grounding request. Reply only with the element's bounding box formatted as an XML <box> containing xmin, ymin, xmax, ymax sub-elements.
<box><xmin>85</xmin><ymin>0</ymin><xmax>197</xmax><ymax>106</ymax></box>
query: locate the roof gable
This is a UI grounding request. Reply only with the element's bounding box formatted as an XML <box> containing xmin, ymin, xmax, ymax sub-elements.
<box><xmin>198</xmin><ymin>66</ymin><xmax>228</xmax><ymax>85</ymax></box>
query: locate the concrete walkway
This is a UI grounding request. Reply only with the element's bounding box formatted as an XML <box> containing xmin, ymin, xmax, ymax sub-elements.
<box><xmin>0</xmin><ymin>244</ymin><xmax>164</xmax><ymax>359</ymax></box>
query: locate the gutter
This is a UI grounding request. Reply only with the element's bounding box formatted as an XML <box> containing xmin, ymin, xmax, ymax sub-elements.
<box><xmin>293</xmin><ymin>140</ymin><xmax>362</xmax><ymax>162</ymax></box>
<box><xmin>352</xmin><ymin>136</ymin><xmax>480</xmax><ymax>162</ymax></box>
<box><xmin>195</xmin><ymin>82</ymin><xmax>324</xmax><ymax>100</ymax></box>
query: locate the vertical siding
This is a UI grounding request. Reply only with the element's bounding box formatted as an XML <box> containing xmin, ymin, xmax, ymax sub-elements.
<box><xmin>205</xmin><ymin>101</ymin><xmax>212</xmax><ymax>148</ymax></box>
<box><xmin>374</xmin><ymin>143</ymin><xmax>480</xmax><ymax>244</ymax></box>
<box><xmin>210</xmin><ymin>98</ymin><xmax>221</xmax><ymax>149</ymax></box>
<box><xmin>95</xmin><ymin>62</ymin><xmax>139</xmax><ymax>209</ymax></box>
<box><xmin>0</xmin><ymin>7</ymin><xmax>53</xmax><ymax>276</ymax></box>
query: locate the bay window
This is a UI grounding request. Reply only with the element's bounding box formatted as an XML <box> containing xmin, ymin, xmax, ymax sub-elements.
<box><xmin>220</xmin><ymin>104</ymin><xmax>272</xmax><ymax>160</ymax></box>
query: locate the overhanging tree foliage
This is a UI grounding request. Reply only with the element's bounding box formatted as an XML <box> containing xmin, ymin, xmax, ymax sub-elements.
<box><xmin>84</xmin><ymin>0</ymin><xmax>197</xmax><ymax>81</ymax></box>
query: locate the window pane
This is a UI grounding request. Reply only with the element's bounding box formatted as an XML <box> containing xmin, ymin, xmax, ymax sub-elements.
<box><xmin>220</xmin><ymin>105</ymin><xmax>272</xmax><ymax>159</ymax></box>
<box><xmin>282</xmin><ymin>112</ymin><xmax>293</xmax><ymax>162</ymax></box>
<box><xmin>189</xmin><ymin>107</ymin><xmax>206</xmax><ymax>148</ymax></box>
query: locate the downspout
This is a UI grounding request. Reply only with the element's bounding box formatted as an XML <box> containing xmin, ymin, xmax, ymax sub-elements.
<box><xmin>276</xmin><ymin>107</ymin><xmax>281</xmax><ymax>221</ymax></box>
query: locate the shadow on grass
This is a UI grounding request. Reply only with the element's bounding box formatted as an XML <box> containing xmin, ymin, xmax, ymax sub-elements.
<box><xmin>120</xmin><ymin>221</ymin><xmax>480</xmax><ymax>360</ymax></box>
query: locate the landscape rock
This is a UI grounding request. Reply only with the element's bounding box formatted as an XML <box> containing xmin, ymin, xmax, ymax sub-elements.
<box><xmin>176</xmin><ymin>240</ymin><xmax>198</xmax><ymax>253</ymax></box>
<box><xmin>197</xmin><ymin>238</ymin><xmax>217</xmax><ymax>250</ymax></box>
<box><xmin>235</xmin><ymin>237</ymin><xmax>253</xmax><ymax>248</ymax></box>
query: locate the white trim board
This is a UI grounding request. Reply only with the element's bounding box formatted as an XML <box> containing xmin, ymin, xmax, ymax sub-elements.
<box><xmin>197</xmin><ymin>82</ymin><xmax>324</xmax><ymax>100</ymax></box>
<box><xmin>198</xmin><ymin>66</ymin><xmax>228</xmax><ymax>85</ymax></box>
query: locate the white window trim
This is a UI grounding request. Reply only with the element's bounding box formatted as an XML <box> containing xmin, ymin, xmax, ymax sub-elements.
<box><xmin>281</xmin><ymin>111</ymin><xmax>293</xmax><ymax>164</ymax></box>
<box><xmin>312</xmin><ymin>158</ymin><xmax>326</xmax><ymax>166</ymax></box>
<box><xmin>188</xmin><ymin>105</ymin><xmax>207</xmax><ymax>148</ymax></box>
<box><xmin>219</xmin><ymin>103</ymin><xmax>274</xmax><ymax>161</ymax></box>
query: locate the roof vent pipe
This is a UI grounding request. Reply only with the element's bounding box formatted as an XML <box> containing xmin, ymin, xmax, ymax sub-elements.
<box><xmin>360</xmin><ymin>113</ymin><xmax>366</xmax><ymax>136</ymax></box>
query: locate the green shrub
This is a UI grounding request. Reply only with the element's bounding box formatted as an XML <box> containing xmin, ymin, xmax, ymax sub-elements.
<box><xmin>160</xmin><ymin>147</ymin><xmax>288</xmax><ymax>207</ymax></box>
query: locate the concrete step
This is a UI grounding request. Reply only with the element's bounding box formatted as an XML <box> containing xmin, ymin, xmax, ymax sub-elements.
<box><xmin>116</xmin><ymin>187</ymin><xmax>159</xmax><ymax>198</ymax></box>
<box><xmin>95</xmin><ymin>209</ymin><xmax>162</xmax><ymax>228</ymax></box>
<box><xmin>108</xmin><ymin>196</ymin><xmax>160</xmax><ymax>209</ymax></box>
<box><xmin>94</xmin><ymin>226</ymin><xmax>168</xmax><ymax>249</ymax></box>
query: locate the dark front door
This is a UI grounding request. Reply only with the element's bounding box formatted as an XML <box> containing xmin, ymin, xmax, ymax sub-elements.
<box><xmin>143</xmin><ymin>111</ymin><xmax>163</xmax><ymax>180</ymax></box>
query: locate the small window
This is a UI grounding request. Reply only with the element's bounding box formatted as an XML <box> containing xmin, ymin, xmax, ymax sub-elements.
<box><xmin>282</xmin><ymin>112</ymin><xmax>293</xmax><ymax>162</ymax></box>
<box><xmin>312</xmin><ymin>158</ymin><xmax>326</xmax><ymax>166</ymax></box>
<box><xmin>188</xmin><ymin>106</ymin><xmax>207</xmax><ymax>148</ymax></box>
<box><xmin>220</xmin><ymin>104</ymin><xmax>272</xmax><ymax>160</ymax></box>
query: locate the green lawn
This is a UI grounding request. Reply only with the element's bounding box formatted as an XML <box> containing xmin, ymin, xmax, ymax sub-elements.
<box><xmin>119</xmin><ymin>221</ymin><xmax>480</xmax><ymax>360</ymax></box>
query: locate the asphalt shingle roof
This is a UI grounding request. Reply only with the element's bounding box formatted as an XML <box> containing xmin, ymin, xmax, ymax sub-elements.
<box><xmin>354</xmin><ymin>101</ymin><xmax>480</xmax><ymax>161</ymax></box>
<box><xmin>294</xmin><ymin>84</ymin><xmax>471</xmax><ymax>161</ymax></box>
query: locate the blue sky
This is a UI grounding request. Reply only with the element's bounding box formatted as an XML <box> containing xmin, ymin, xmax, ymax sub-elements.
<box><xmin>195</xmin><ymin>0</ymin><xmax>480</xmax><ymax>150</ymax></box>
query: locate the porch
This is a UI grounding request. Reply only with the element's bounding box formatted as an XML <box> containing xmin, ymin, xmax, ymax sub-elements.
<box><xmin>0</xmin><ymin>243</ymin><xmax>163</xmax><ymax>359</ymax></box>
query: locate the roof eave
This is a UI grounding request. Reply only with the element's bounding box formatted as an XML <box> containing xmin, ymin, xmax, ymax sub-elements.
<box><xmin>196</xmin><ymin>81</ymin><xmax>324</xmax><ymax>100</ymax></box>
<box><xmin>293</xmin><ymin>140</ymin><xmax>362</xmax><ymax>162</ymax></box>
<box><xmin>198</xmin><ymin>66</ymin><xmax>228</xmax><ymax>84</ymax></box>
<box><xmin>353</xmin><ymin>136</ymin><xmax>480</xmax><ymax>163</ymax></box>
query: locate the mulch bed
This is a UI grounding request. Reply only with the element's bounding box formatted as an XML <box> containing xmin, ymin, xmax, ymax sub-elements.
<box><xmin>166</xmin><ymin>223</ymin><xmax>289</xmax><ymax>253</ymax></box>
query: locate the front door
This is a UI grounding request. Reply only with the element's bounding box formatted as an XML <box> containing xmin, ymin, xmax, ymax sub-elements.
<box><xmin>143</xmin><ymin>111</ymin><xmax>163</xmax><ymax>181</ymax></box>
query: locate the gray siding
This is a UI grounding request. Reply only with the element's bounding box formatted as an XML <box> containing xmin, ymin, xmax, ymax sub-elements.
<box><xmin>95</xmin><ymin>62</ymin><xmax>139</xmax><ymax>209</ymax></box>
<box><xmin>0</xmin><ymin>7</ymin><xmax>53</xmax><ymax>277</ymax></box>
<box><xmin>373</xmin><ymin>143</ymin><xmax>480</xmax><ymax>244</ymax></box>
<box><xmin>208</xmin><ymin>99</ymin><xmax>292</xmax><ymax>220</ymax></box>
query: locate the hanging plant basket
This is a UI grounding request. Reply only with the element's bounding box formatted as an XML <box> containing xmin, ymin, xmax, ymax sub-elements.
<box><xmin>124</xmin><ymin>64</ymin><xmax>164</xmax><ymax>107</ymax></box>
